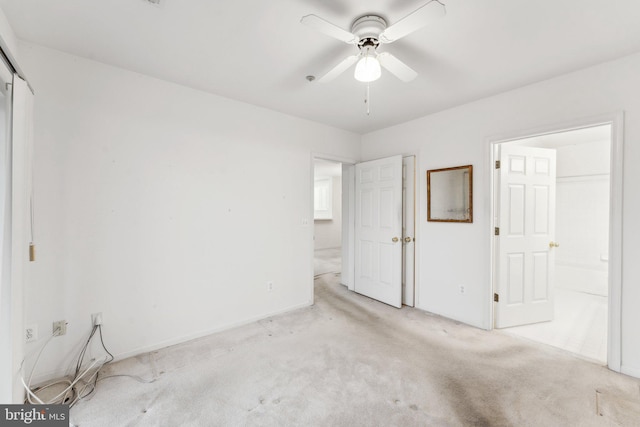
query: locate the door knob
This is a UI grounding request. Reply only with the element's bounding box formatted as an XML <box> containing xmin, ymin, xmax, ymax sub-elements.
<box><xmin>549</xmin><ymin>241</ymin><xmax>560</xmax><ymax>248</ymax></box>
<box><xmin>392</xmin><ymin>237</ymin><xmax>399</xmax><ymax>243</ymax></box>
<box><xmin>404</xmin><ymin>237</ymin><xmax>412</xmax><ymax>243</ymax></box>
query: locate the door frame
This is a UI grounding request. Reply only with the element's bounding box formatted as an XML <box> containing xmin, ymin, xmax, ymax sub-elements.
<box><xmin>310</xmin><ymin>152</ymin><xmax>357</xmax><ymax>304</ymax></box>
<box><xmin>486</xmin><ymin>112</ymin><xmax>624</xmax><ymax>372</ymax></box>
<box><xmin>402</xmin><ymin>155</ymin><xmax>417</xmax><ymax>307</ymax></box>
<box><xmin>404</xmin><ymin>153</ymin><xmax>420</xmax><ymax>308</ymax></box>
<box><xmin>0</xmin><ymin>60</ymin><xmax>14</xmax><ymax>404</ymax></box>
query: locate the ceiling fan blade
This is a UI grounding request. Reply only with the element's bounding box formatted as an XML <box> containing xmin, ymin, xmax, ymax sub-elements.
<box><xmin>317</xmin><ymin>55</ymin><xmax>359</xmax><ymax>83</ymax></box>
<box><xmin>301</xmin><ymin>14</ymin><xmax>358</xmax><ymax>44</ymax></box>
<box><xmin>377</xmin><ymin>52</ymin><xmax>418</xmax><ymax>82</ymax></box>
<box><xmin>379</xmin><ymin>0</ymin><xmax>446</xmax><ymax>43</ymax></box>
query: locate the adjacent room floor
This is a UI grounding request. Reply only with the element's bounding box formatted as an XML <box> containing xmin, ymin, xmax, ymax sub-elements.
<box><xmin>69</xmin><ymin>274</ymin><xmax>640</xmax><ymax>426</ymax></box>
<box><xmin>314</xmin><ymin>247</ymin><xmax>341</xmax><ymax>277</ymax></box>
<box><xmin>503</xmin><ymin>288</ymin><xmax>608</xmax><ymax>363</ymax></box>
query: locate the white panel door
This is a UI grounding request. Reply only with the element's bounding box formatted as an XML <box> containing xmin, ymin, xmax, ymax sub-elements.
<box><xmin>495</xmin><ymin>145</ymin><xmax>557</xmax><ymax>328</ymax></box>
<box><xmin>355</xmin><ymin>155</ymin><xmax>403</xmax><ymax>308</ymax></box>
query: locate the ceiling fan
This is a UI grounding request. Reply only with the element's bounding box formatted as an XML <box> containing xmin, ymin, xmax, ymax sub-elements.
<box><xmin>301</xmin><ymin>0</ymin><xmax>446</xmax><ymax>84</ymax></box>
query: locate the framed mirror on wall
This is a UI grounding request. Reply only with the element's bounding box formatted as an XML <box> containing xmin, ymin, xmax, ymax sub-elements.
<box><xmin>427</xmin><ymin>165</ymin><xmax>473</xmax><ymax>223</ymax></box>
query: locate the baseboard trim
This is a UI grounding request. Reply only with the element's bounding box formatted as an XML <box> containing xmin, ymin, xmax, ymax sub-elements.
<box><xmin>116</xmin><ymin>301</ymin><xmax>313</xmax><ymax>362</ymax></box>
<box><xmin>620</xmin><ymin>364</ymin><xmax>640</xmax><ymax>379</ymax></box>
<box><xmin>30</xmin><ymin>301</ymin><xmax>313</xmax><ymax>385</ymax></box>
<box><xmin>416</xmin><ymin>302</ymin><xmax>487</xmax><ymax>330</ymax></box>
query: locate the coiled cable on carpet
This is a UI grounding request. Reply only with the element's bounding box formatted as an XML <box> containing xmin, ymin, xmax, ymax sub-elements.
<box><xmin>21</xmin><ymin>323</ymin><xmax>115</xmax><ymax>407</ymax></box>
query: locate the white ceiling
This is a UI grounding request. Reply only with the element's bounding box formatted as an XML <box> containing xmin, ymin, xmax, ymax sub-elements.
<box><xmin>2</xmin><ymin>0</ymin><xmax>640</xmax><ymax>134</ymax></box>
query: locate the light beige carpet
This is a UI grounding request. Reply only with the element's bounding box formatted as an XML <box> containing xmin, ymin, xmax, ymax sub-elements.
<box><xmin>70</xmin><ymin>274</ymin><xmax>640</xmax><ymax>426</ymax></box>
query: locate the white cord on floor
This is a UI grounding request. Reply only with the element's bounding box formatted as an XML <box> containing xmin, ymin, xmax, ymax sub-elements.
<box><xmin>37</xmin><ymin>357</ymin><xmax>106</xmax><ymax>405</ymax></box>
<box><xmin>19</xmin><ymin>327</ymin><xmax>63</xmax><ymax>404</ymax></box>
<box><xmin>20</xmin><ymin>325</ymin><xmax>113</xmax><ymax>406</ymax></box>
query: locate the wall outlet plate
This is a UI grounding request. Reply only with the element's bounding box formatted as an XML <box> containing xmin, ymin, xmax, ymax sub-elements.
<box><xmin>25</xmin><ymin>325</ymin><xmax>38</xmax><ymax>342</ymax></box>
<box><xmin>53</xmin><ymin>320</ymin><xmax>67</xmax><ymax>336</ymax></box>
<box><xmin>91</xmin><ymin>312</ymin><xmax>103</xmax><ymax>326</ymax></box>
<box><xmin>267</xmin><ymin>281</ymin><xmax>273</xmax><ymax>292</ymax></box>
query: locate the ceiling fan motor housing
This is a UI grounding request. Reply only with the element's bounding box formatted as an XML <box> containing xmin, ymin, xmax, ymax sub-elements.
<box><xmin>351</xmin><ymin>15</ymin><xmax>387</xmax><ymax>47</ymax></box>
<box><xmin>301</xmin><ymin>8</ymin><xmax>427</xmax><ymax>83</ymax></box>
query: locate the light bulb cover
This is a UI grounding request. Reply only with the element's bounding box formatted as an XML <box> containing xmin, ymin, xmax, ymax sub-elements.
<box><xmin>354</xmin><ymin>47</ymin><xmax>381</xmax><ymax>82</ymax></box>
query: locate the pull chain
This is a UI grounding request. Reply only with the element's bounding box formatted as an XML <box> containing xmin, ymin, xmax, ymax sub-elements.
<box><xmin>365</xmin><ymin>83</ymin><xmax>371</xmax><ymax>115</ymax></box>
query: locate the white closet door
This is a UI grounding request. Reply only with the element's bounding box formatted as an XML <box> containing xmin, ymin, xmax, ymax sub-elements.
<box><xmin>354</xmin><ymin>155</ymin><xmax>403</xmax><ymax>308</ymax></box>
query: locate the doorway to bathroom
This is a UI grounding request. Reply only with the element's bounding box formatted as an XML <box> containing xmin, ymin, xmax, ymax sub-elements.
<box><xmin>493</xmin><ymin>124</ymin><xmax>612</xmax><ymax>363</ymax></box>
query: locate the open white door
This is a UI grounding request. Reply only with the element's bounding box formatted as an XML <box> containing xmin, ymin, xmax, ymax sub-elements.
<box><xmin>355</xmin><ymin>155</ymin><xmax>403</xmax><ymax>308</ymax></box>
<box><xmin>495</xmin><ymin>145</ymin><xmax>557</xmax><ymax>328</ymax></box>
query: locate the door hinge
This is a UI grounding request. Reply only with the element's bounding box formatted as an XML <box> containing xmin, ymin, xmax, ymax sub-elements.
<box><xmin>494</xmin><ymin>293</ymin><xmax>499</xmax><ymax>302</ymax></box>
<box><xmin>494</xmin><ymin>227</ymin><xmax>500</xmax><ymax>236</ymax></box>
<box><xmin>495</xmin><ymin>160</ymin><xmax>501</xmax><ymax>169</ymax></box>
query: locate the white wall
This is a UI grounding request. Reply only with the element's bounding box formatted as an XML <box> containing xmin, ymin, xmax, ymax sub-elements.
<box><xmin>556</xmin><ymin>140</ymin><xmax>610</xmax><ymax>296</ymax></box>
<box><xmin>19</xmin><ymin>42</ymin><xmax>360</xmax><ymax>381</ymax></box>
<box><xmin>361</xmin><ymin>52</ymin><xmax>640</xmax><ymax>378</ymax></box>
<box><xmin>314</xmin><ymin>175</ymin><xmax>342</xmax><ymax>250</ymax></box>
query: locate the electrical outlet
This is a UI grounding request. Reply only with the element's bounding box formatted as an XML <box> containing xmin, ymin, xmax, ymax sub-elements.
<box><xmin>53</xmin><ymin>320</ymin><xmax>67</xmax><ymax>336</ymax></box>
<box><xmin>91</xmin><ymin>312</ymin><xmax>103</xmax><ymax>326</ymax></box>
<box><xmin>25</xmin><ymin>325</ymin><xmax>38</xmax><ymax>342</ymax></box>
<box><xmin>267</xmin><ymin>281</ymin><xmax>274</xmax><ymax>292</ymax></box>
<box><xmin>459</xmin><ymin>285</ymin><xmax>465</xmax><ymax>294</ymax></box>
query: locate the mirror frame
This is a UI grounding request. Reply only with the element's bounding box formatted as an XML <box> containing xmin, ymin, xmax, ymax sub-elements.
<box><xmin>427</xmin><ymin>165</ymin><xmax>473</xmax><ymax>223</ymax></box>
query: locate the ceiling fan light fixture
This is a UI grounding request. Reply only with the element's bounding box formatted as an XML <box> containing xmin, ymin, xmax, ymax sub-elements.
<box><xmin>354</xmin><ymin>47</ymin><xmax>381</xmax><ymax>83</ymax></box>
